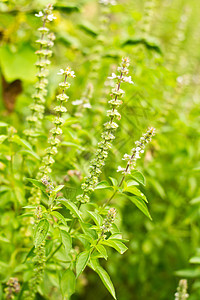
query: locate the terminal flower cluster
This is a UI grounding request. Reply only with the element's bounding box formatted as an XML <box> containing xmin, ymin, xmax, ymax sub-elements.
<box><xmin>24</xmin><ymin>4</ymin><xmax>56</xmax><ymax>140</ymax></box>
<box><xmin>28</xmin><ymin>67</ymin><xmax>75</xmax><ymax>205</ymax></box>
<box><xmin>76</xmin><ymin>58</ymin><xmax>133</xmax><ymax>204</ymax></box>
<box><xmin>117</xmin><ymin>127</ymin><xmax>156</xmax><ymax>175</ymax></box>
<box><xmin>101</xmin><ymin>208</ymin><xmax>117</xmax><ymax>234</ymax></box>
<box><xmin>38</xmin><ymin>68</ymin><xmax>75</xmax><ymax>181</ymax></box>
<box><xmin>99</xmin><ymin>0</ymin><xmax>117</xmax><ymax>5</ymax></box>
<box><xmin>175</xmin><ymin>279</ymin><xmax>189</xmax><ymax>300</ymax></box>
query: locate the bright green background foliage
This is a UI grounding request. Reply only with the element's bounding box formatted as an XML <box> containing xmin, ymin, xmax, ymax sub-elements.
<box><xmin>0</xmin><ymin>0</ymin><xmax>200</xmax><ymax>299</ymax></box>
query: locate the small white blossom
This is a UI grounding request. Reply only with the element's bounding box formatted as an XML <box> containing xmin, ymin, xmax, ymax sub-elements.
<box><xmin>57</xmin><ymin>68</ymin><xmax>76</xmax><ymax>78</ymax></box>
<box><xmin>47</xmin><ymin>14</ymin><xmax>56</xmax><ymax>21</ymax></box>
<box><xmin>108</xmin><ymin>73</ymin><xmax>118</xmax><ymax>80</ymax></box>
<box><xmin>69</xmin><ymin>70</ymin><xmax>76</xmax><ymax>78</ymax></box>
<box><xmin>122</xmin><ymin>154</ymin><xmax>131</xmax><ymax>160</ymax></box>
<box><xmin>35</xmin><ymin>11</ymin><xmax>43</xmax><ymax>17</ymax></box>
<box><xmin>99</xmin><ymin>0</ymin><xmax>116</xmax><ymax>5</ymax></box>
<box><xmin>135</xmin><ymin>152</ymin><xmax>140</xmax><ymax>159</ymax></box>
<box><xmin>123</xmin><ymin>76</ymin><xmax>134</xmax><ymax>84</ymax></box>
<box><xmin>83</xmin><ymin>103</ymin><xmax>92</xmax><ymax>109</ymax></box>
<box><xmin>72</xmin><ymin>99</ymin><xmax>83</xmax><ymax>106</ymax></box>
<box><xmin>117</xmin><ymin>166</ymin><xmax>125</xmax><ymax>173</ymax></box>
<box><xmin>57</xmin><ymin>69</ymin><xmax>65</xmax><ymax>75</ymax></box>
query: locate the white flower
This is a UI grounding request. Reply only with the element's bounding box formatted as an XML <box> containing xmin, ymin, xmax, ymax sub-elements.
<box><xmin>117</xmin><ymin>166</ymin><xmax>125</xmax><ymax>173</ymax></box>
<box><xmin>83</xmin><ymin>103</ymin><xmax>92</xmax><ymax>109</ymax></box>
<box><xmin>58</xmin><ymin>68</ymin><xmax>75</xmax><ymax>78</ymax></box>
<box><xmin>123</xmin><ymin>76</ymin><xmax>134</xmax><ymax>84</ymax></box>
<box><xmin>72</xmin><ymin>99</ymin><xmax>83</xmax><ymax>106</ymax></box>
<box><xmin>122</xmin><ymin>154</ymin><xmax>131</xmax><ymax>160</ymax></box>
<box><xmin>68</xmin><ymin>70</ymin><xmax>76</xmax><ymax>78</ymax></box>
<box><xmin>35</xmin><ymin>11</ymin><xmax>43</xmax><ymax>17</ymax></box>
<box><xmin>57</xmin><ymin>69</ymin><xmax>65</xmax><ymax>75</ymax></box>
<box><xmin>108</xmin><ymin>73</ymin><xmax>118</xmax><ymax>80</ymax></box>
<box><xmin>99</xmin><ymin>0</ymin><xmax>116</xmax><ymax>5</ymax></box>
<box><xmin>47</xmin><ymin>14</ymin><xmax>56</xmax><ymax>21</ymax></box>
<box><xmin>135</xmin><ymin>153</ymin><xmax>140</xmax><ymax>159</ymax></box>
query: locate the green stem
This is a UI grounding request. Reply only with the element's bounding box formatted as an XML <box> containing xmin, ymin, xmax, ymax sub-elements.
<box><xmin>46</xmin><ymin>243</ymin><xmax>62</xmax><ymax>263</ymax></box>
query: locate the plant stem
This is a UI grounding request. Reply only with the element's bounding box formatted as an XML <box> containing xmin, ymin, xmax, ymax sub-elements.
<box><xmin>46</xmin><ymin>243</ymin><xmax>62</xmax><ymax>263</ymax></box>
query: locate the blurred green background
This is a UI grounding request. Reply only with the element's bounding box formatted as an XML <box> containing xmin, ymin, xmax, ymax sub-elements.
<box><xmin>1</xmin><ymin>0</ymin><xmax>200</xmax><ymax>299</ymax></box>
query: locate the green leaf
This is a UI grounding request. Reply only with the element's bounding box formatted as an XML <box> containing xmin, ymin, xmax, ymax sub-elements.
<box><xmin>190</xmin><ymin>196</ymin><xmax>200</xmax><ymax>205</ymax></box>
<box><xmin>76</xmin><ymin>250</ymin><xmax>90</xmax><ymax>278</ymax></box>
<box><xmin>0</xmin><ymin>43</ymin><xmax>36</xmax><ymax>82</ymax></box>
<box><xmin>20</xmin><ymin>149</ymin><xmax>40</xmax><ymax>160</ymax></box>
<box><xmin>189</xmin><ymin>256</ymin><xmax>200</xmax><ymax>264</ymax></box>
<box><xmin>57</xmin><ymin>33</ymin><xmax>81</xmax><ymax>49</ymax></box>
<box><xmin>60</xmin><ymin>230</ymin><xmax>72</xmax><ymax>253</ymax></box>
<box><xmin>130</xmin><ymin>170</ymin><xmax>146</xmax><ymax>185</ymax></box>
<box><xmin>0</xmin><ymin>122</ymin><xmax>9</xmax><ymax>127</ymax></box>
<box><xmin>109</xmin><ymin>177</ymin><xmax>118</xmax><ymax>187</ymax></box>
<box><xmin>34</xmin><ymin>219</ymin><xmax>49</xmax><ymax>248</ymax></box>
<box><xmin>123</xmin><ymin>186</ymin><xmax>147</xmax><ymax>203</ymax></box>
<box><xmin>78</xmin><ymin>20</ymin><xmax>99</xmax><ymax>37</ymax></box>
<box><xmin>175</xmin><ymin>269</ymin><xmax>200</xmax><ymax>278</ymax></box>
<box><xmin>95</xmin><ymin>181</ymin><xmax>112</xmax><ymax>190</ymax></box>
<box><xmin>51</xmin><ymin>211</ymin><xmax>68</xmax><ymax>227</ymax></box>
<box><xmin>27</xmin><ymin>178</ymin><xmax>47</xmax><ymax>195</ymax></box>
<box><xmin>18</xmin><ymin>213</ymin><xmax>34</xmax><ymax>218</ymax></box>
<box><xmin>90</xmin><ymin>259</ymin><xmax>117</xmax><ymax>299</ymax></box>
<box><xmin>54</xmin><ymin>3</ymin><xmax>80</xmax><ymax>13</ymax></box>
<box><xmin>95</xmin><ymin>245</ymin><xmax>108</xmax><ymax>260</ymax></box>
<box><xmin>60</xmin><ymin>269</ymin><xmax>76</xmax><ymax>299</ymax></box>
<box><xmin>59</xmin><ymin>198</ymin><xmax>83</xmax><ymax>221</ymax></box>
<box><xmin>122</xmin><ymin>36</ymin><xmax>162</xmax><ymax>54</ymax></box>
<box><xmin>54</xmin><ymin>185</ymin><xmax>65</xmax><ymax>193</ymax></box>
<box><xmin>127</xmin><ymin>196</ymin><xmax>152</xmax><ymax>220</ymax></box>
<box><xmin>23</xmin><ymin>246</ymin><xmax>35</xmax><ymax>263</ymax></box>
<box><xmin>88</xmin><ymin>211</ymin><xmax>103</xmax><ymax>227</ymax></box>
<box><xmin>102</xmin><ymin>239</ymin><xmax>128</xmax><ymax>254</ymax></box>
<box><xmin>10</xmin><ymin>135</ymin><xmax>33</xmax><ymax>151</ymax></box>
<box><xmin>0</xmin><ymin>135</ymin><xmax>8</xmax><ymax>144</ymax></box>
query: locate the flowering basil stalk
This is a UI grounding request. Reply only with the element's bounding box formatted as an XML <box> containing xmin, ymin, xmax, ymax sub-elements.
<box><xmin>24</xmin><ymin>4</ymin><xmax>56</xmax><ymax>140</ymax></box>
<box><xmin>76</xmin><ymin>57</ymin><xmax>134</xmax><ymax>204</ymax></box>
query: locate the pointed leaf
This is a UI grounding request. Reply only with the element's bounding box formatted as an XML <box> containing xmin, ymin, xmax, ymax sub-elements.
<box><xmin>10</xmin><ymin>135</ymin><xmax>33</xmax><ymax>151</ymax></box>
<box><xmin>102</xmin><ymin>239</ymin><xmax>128</xmax><ymax>254</ymax></box>
<box><xmin>51</xmin><ymin>211</ymin><xmax>68</xmax><ymax>227</ymax></box>
<box><xmin>90</xmin><ymin>259</ymin><xmax>116</xmax><ymax>299</ymax></box>
<box><xmin>96</xmin><ymin>245</ymin><xmax>108</xmax><ymax>260</ymax></box>
<box><xmin>54</xmin><ymin>185</ymin><xmax>65</xmax><ymax>193</ymax></box>
<box><xmin>130</xmin><ymin>170</ymin><xmax>146</xmax><ymax>185</ymax></box>
<box><xmin>60</xmin><ymin>269</ymin><xmax>76</xmax><ymax>299</ymax></box>
<box><xmin>109</xmin><ymin>177</ymin><xmax>118</xmax><ymax>187</ymax></box>
<box><xmin>95</xmin><ymin>181</ymin><xmax>112</xmax><ymax>190</ymax></box>
<box><xmin>27</xmin><ymin>178</ymin><xmax>47</xmax><ymax>195</ymax></box>
<box><xmin>59</xmin><ymin>198</ymin><xmax>83</xmax><ymax>221</ymax></box>
<box><xmin>127</xmin><ymin>196</ymin><xmax>152</xmax><ymax>220</ymax></box>
<box><xmin>123</xmin><ymin>186</ymin><xmax>147</xmax><ymax>203</ymax></box>
<box><xmin>0</xmin><ymin>135</ymin><xmax>8</xmax><ymax>144</ymax></box>
<box><xmin>76</xmin><ymin>251</ymin><xmax>90</xmax><ymax>278</ymax></box>
<box><xmin>34</xmin><ymin>219</ymin><xmax>49</xmax><ymax>248</ymax></box>
<box><xmin>60</xmin><ymin>230</ymin><xmax>72</xmax><ymax>253</ymax></box>
<box><xmin>20</xmin><ymin>149</ymin><xmax>40</xmax><ymax>160</ymax></box>
<box><xmin>88</xmin><ymin>211</ymin><xmax>103</xmax><ymax>227</ymax></box>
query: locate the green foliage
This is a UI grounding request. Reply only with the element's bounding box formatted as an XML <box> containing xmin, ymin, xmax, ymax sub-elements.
<box><xmin>0</xmin><ymin>0</ymin><xmax>200</xmax><ymax>299</ymax></box>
